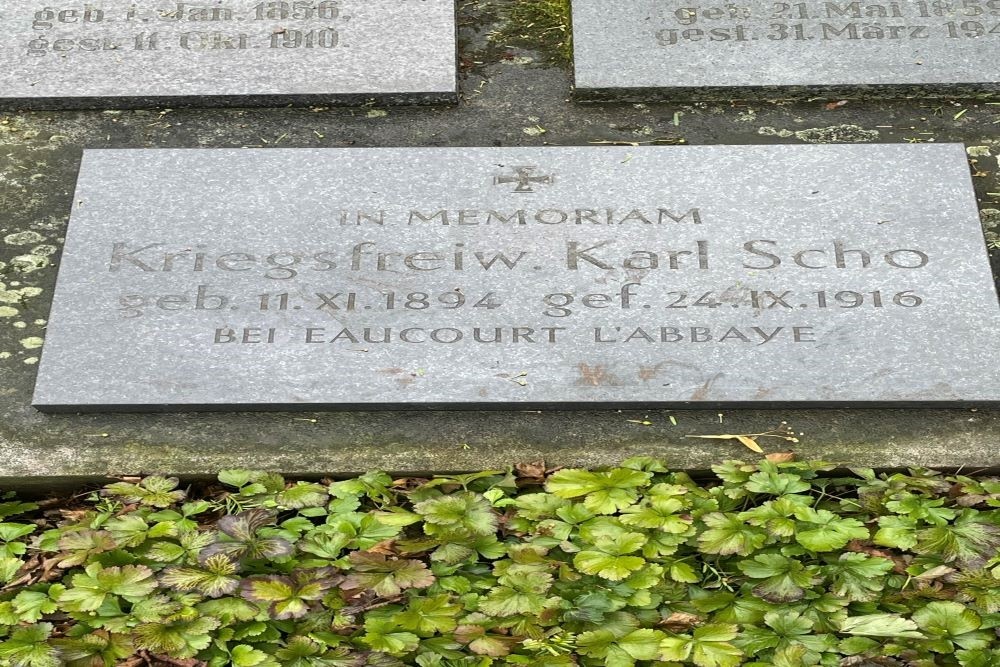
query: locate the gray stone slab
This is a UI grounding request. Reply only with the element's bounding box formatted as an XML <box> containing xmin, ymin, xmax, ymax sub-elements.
<box><xmin>31</xmin><ymin>144</ymin><xmax>1000</xmax><ymax>411</ymax></box>
<box><xmin>0</xmin><ymin>0</ymin><xmax>456</xmax><ymax>109</ymax></box>
<box><xmin>572</xmin><ymin>0</ymin><xmax>1000</xmax><ymax>100</ymax></box>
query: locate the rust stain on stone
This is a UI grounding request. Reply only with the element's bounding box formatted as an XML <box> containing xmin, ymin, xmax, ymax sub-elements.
<box><xmin>690</xmin><ymin>373</ymin><xmax>723</xmax><ymax>400</ymax></box>
<box><xmin>576</xmin><ymin>363</ymin><xmax>620</xmax><ymax>386</ymax></box>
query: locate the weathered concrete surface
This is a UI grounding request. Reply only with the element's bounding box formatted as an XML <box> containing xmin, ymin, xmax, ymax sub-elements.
<box><xmin>2</xmin><ymin>0</ymin><xmax>1000</xmax><ymax>490</ymax></box>
<box><xmin>0</xmin><ymin>0</ymin><xmax>458</xmax><ymax>109</ymax></box>
<box><xmin>571</xmin><ymin>0</ymin><xmax>1000</xmax><ymax>100</ymax></box>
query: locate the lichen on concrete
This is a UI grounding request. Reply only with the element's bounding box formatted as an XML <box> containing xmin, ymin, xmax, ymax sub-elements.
<box><xmin>3</xmin><ymin>231</ymin><xmax>45</xmax><ymax>246</ymax></box>
<box><xmin>792</xmin><ymin>124</ymin><xmax>880</xmax><ymax>144</ymax></box>
<box><xmin>984</xmin><ymin>209</ymin><xmax>1000</xmax><ymax>229</ymax></box>
<box><xmin>18</xmin><ymin>336</ymin><xmax>43</xmax><ymax>350</ymax></box>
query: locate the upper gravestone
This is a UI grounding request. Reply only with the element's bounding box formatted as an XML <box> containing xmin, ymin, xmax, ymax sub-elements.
<box><xmin>0</xmin><ymin>0</ymin><xmax>456</xmax><ymax>108</ymax></box>
<box><xmin>31</xmin><ymin>144</ymin><xmax>1000</xmax><ymax>411</ymax></box>
<box><xmin>572</xmin><ymin>0</ymin><xmax>1000</xmax><ymax>99</ymax></box>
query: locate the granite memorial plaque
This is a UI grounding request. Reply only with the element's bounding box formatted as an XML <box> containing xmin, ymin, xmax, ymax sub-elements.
<box><xmin>572</xmin><ymin>0</ymin><xmax>1000</xmax><ymax>100</ymax></box>
<box><xmin>0</xmin><ymin>0</ymin><xmax>456</xmax><ymax>108</ymax></box>
<box><xmin>32</xmin><ymin>144</ymin><xmax>1000</xmax><ymax>411</ymax></box>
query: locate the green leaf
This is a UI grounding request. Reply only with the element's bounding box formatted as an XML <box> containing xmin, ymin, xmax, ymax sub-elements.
<box><xmin>618</xmin><ymin>629</ymin><xmax>666</xmax><ymax>660</ymax></box>
<box><xmin>763</xmin><ymin>610</ymin><xmax>813</xmax><ymax>637</ymax></box>
<box><xmin>362</xmin><ymin>617</ymin><xmax>420</xmax><ymax>655</ymax></box>
<box><xmin>838</xmin><ymin>636</ymin><xmax>881</xmax><ymax>655</ymax></box>
<box><xmin>202</xmin><ymin>509</ymin><xmax>294</xmax><ymax>562</ymax></box>
<box><xmin>546</xmin><ymin>468</ymin><xmax>652</xmax><ymax>514</ymax></box>
<box><xmin>546</xmin><ymin>468</ymin><xmax>647</xmax><ymax>497</ymax></box>
<box><xmin>56</xmin><ymin>529</ymin><xmax>117</xmax><ymax>567</ymax></box>
<box><xmin>133</xmin><ymin>613</ymin><xmax>219</xmax><ymax>658</ymax></box>
<box><xmin>371</xmin><ymin>508</ymin><xmax>422</xmax><ymax>527</ymax></box>
<box><xmin>838</xmin><ymin>613</ymin><xmax>924</xmax><ymax>638</ymax></box>
<box><xmin>578</xmin><ymin>628</ymin><xmax>666</xmax><ymax>666</ymax></box>
<box><xmin>103</xmin><ymin>475</ymin><xmax>186</xmax><ymax>507</ymax></box>
<box><xmin>0</xmin><ymin>556</ymin><xmax>22</xmax><ymax>584</ymax></box>
<box><xmin>739</xmin><ymin>495</ymin><xmax>811</xmax><ymax>538</ymax></box>
<box><xmin>513</xmin><ymin>492</ymin><xmax>570</xmax><ymax>519</ymax></box>
<box><xmin>342</xmin><ymin>551</ymin><xmax>434</xmax><ymax>596</ymax></box>
<box><xmin>958</xmin><ymin>648</ymin><xmax>1000</xmax><ymax>667</ymax></box>
<box><xmin>273</xmin><ymin>636</ymin><xmax>347</xmax><ymax>665</ymax></box>
<box><xmin>0</xmin><ymin>522</ymin><xmax>36</xmax><ymax>543</ymax></box>
<box><xmin>144</xmin><ymin>540</ymin><xmax>188</xmax><ymax>563</ymax></box>
<box><xmin>0</xmin><ymin>500</ymin><xmax>38</xmax><ymax>521</ymax></box>
<box><xmin>913</xmin><ymin>601</ymin><xmax>982</xmax><ymax>637</ymax></box>
<box><xmin>698</xmin><ymin>513</ymin><xmax>768</xmax><ymax>556</ymax></box>
<box><xmin>874</xmin><ymin>515</ymin><xmax>919</xmax><ymax>550</ymax></box>
<box><xmin>454</xmin><ymin>625</ymin><xmax>515</xmax><ymax>657</ymax></box>
<box><xmin>161</xmin><ymin>553</ymin><xmax>241</xmax><ymax>597</ymax></box>
<box><xmin>52</xmin><ymin>629</ymin><xmax>133</xmax><ymax>666</ymax></box>
<box><xmin>218</xmin><ymin>469</ymin><xmax>258</xmax><ymax>487</ymax></box>
<box><xmin>694</xmin><ymin>624</ymin><xmax>740</xmax><ymax>643</ymax></box>
<box><xmin>621</xmin><ymin>456</ymin><xmax>669</xmax><ymax>472</ymax></box>
<box><xmin>57</xmin><ymin>563</ymin><xmax>157</xmax><ymax>612</ymax></box>
<box><xmin>479</xmin><ymin>584</ymin><xmax>558</xmax><ymax>617</ymax></box>
<box><xmin>620</xmin><ymin>497</ymin><xmax>692</xmax><ymax>533</ymax></box>
<box><xmin>886</xmin><ymin>493</ymin><xmax>957</xmax><ymax>524</ymax></box>
<box><xmin>276</xmin><ymin>482</ymin><xmax>329</xmax><ymax>509</ymax></box>
<box><xmin>669</xmin><ymin>560</ymin><xmax>701</xmax><ymax>583</ymax></box>
<box><xmin>824</xmin><ymin>552</ymin><xmax>894</xmax><ymax>602</ymax></box>
<box><xmin>11</xmin><ymin>591</ymin><xmax>56</xmax><ymax>623</ymax></box>
<box><xmin>231</xmin><ymin>644</ymin><xmax>280</xmax><ymax>667</ymax></box>
<box><xmin>712</xmin><ymin>461</ymin><xmax>757</xmax><ymax>488</ymax></box>
<box><xmin>240</xmin><ymin>568</ymin><xmax>342</xmax><ymax>620</ymax></box>
<box><xmin>197</xmin><ymin>597</ymin><xmax>260</xmax><ymax>624</ymax></box>
<box><xmin>104</xmin><ymin>515</ymin><xmax>151</xmax><ymax>548</ymax></box>
<box><xmin>575</xmin><ymin>551</ymin><xmax>646</xmax><ymax>581</ymax></box>
<box><xmin>414</xmin><ymin>492</ymin><xmax>498</xmax><ymax>537</ymax></box>
<box><xmin>393</xmin><ymin>594</ymin><xmax>462</xmax><ymax>635</ymax></box>
<box><xmin>0</xmin><ymin>623</ymin><xmax>60</xmax><ymax>667</ymax></box>
<box><xmin>660</xmin><ymin>624</ymin><xmax>743</xmax><ymax>667</ymax></box>
<box><xmin>745</xmin><ymin>463</ymin><xmax>812</xmax><ymax>495</ymax></box>
<box><xmin>916</xmin><ymin>510</ymin><xmax>1000</xmax><ymax>568</ymax></box>
<box><xmin>793</xmin><ymin>507</ymin><xmax>869</xmax><ymax>552</ymax></box>
<box><xmin>770</xmin><ymin>644</ymin><xmax>810</xmax><ymax>667</ymax></box>
<box><xmin>737</xmin><ymin>553</ymin><xmax>820</xmax><ymax>602</ymax></box>
<box><xmin>297</xmin><ymin>525</ymin><xmax>351</xmax><ymax>560</ymax></box>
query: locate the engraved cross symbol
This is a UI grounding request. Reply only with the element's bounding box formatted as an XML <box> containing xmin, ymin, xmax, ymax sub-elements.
<box><xmin>494</xmin><ymin>166</ymin><xmax>554</xmax><ymax>193</ymax></box>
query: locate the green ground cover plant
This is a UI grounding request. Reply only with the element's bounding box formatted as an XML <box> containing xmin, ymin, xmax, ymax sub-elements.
<box><xmin>2</xmin><ymin>459</ymin><xmax>1000</xmax><ymax>666</ymax></box>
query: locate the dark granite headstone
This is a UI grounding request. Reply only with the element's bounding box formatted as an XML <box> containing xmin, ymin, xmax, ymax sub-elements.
<box><xmin>31</xmin><ymin>145</ymin><xmax>1000</xmax><ymax>411</ymax></box>
<box><xmin>0</xmin><ymin>1</ymin><xmax>456</xmax><ymax>108</ymax></box>
<box><xmin>572</xmin><ymin>0</ymin><xmax>1000</xmax><ymax>100</ymax></box>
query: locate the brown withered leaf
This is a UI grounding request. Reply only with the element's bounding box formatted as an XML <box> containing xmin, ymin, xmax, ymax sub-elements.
<box><xmin>515</xmin><ymin>460</ymin><xmax>547</xmax><ymax>486</ymax></box>
<box><xmin>914</xmin><ymin>565</ymin><xmax>957</xmax><ymax>582</ymax></box>
<box><xmin>840</xmin><ymin>657</ymin><xmax>904</xmax><ymax>667</ymax></box>
<box><xmin>151</xmin><ymin>656</ymin><xmax>205</xmax><ymax>667</ymax></box>
<box><xmin>57</xmin><ymin>509</ymin><xmax>90</xmax><ymax>523</ymax></box>
<box><xmin>956</xmin><ymin>494</ymin><xmax>993</xmax><ymax>507</ymax></box>
<box><xmin>367</xmin><ymin>539</ymin><xmax>398</xmax><ymax>556</ymax></box>
<box><xmin>454</xmin><ymin>625</ymin><xmax>518</xmax><ymax>657</ymax></box>
<box><xmin>659</xmin><ymin>611</ymin><xmax>703</xmax><ymax>632</ymax></box>
<box><xmin>1</xmin><ymin>554</ymin><xmax>63</xmax><ymax>591</ymax></box>
<box><xmin>128</xmin><ymin>651</ymin><xmax>206</xmax><ymax>667</ymax></box>
<box><xmin>391</xmin><ymin>477</ymin><xmax>430</xmax><ymax>491</ymax></box>
<box><xmin>766</xmin><ymin>452</ymin><xmax>797</xmax><ymax>463</ymax></box>
<box><xmin>341</xmin><ymin>590</ymin><xmax>404</xmax><ymax>616</ymax></box>
<box><xmin>846</xmin><ymin>540</ymin><xmax>909</xmax><ymax>574</ymax></box>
